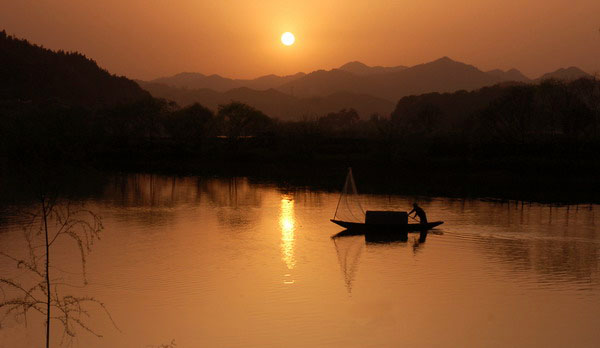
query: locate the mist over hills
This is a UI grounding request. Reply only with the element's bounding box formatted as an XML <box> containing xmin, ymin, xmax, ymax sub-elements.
<box><xmin>150</xmin><ymin>57</ymin><xmax>512</xmax><ymax>100</ymax></box>
<box><xmin>276</xmin><ymin>57</ymin><xmax>504</xmax><ymax>101</ymax></box>
<box><xmin>143</xmin><ymin>57</ymin><xmax>592</xmax><ymax>120</ymax></box>
<box><xmin>151</xmin><ymin>71</ymin><xmax>306</xmax><ymax>92</ymax></box>
<box><xmin>137</xmin><ymin>81</ymin><xmax>394</xmax><ymax>120</ymax></box>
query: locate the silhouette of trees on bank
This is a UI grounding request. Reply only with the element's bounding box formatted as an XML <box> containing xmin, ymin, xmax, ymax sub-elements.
<box><xmin>217</xmin><ymin>101</ymin><xmax>273</xmax><ymax>139</ymax></box>
<box><xmin>391</xmin><ymin>79</ymin><xmax>599</xmax><ymax>141</ymax></box>
<box><xmin>1</xmin><ymin>77</ymin><xmax>599</xmax><ymax>165</ymax></box>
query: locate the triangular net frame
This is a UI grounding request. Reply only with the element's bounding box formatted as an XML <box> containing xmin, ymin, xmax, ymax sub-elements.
<box><xmin>333</xmin><ymin>168</ymin><xmax>366</xmax><ymax>223</ymax></box>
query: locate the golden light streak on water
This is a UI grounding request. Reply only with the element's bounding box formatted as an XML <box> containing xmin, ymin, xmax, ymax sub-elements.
<box><xmin>279</xmin><ymin>196</ymin><xmax>296</xmax><ymax>272</ymax></box>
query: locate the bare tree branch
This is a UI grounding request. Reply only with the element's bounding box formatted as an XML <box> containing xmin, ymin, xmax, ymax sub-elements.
<box><xmin>0</xmin><ymin>198</ymin><xmax>114</xmax><ymax>347</ymax></box>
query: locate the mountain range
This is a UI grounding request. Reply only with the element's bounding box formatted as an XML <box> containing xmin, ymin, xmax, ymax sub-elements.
<box><xmin>1</xmin><ymin>29</ymin><xmax>592</xmax><ymax>121</ymax></box>
<box><xmin>141</xmin><ymin>58</ymin><xmax>591</xmax><ymax>120</ymax></box>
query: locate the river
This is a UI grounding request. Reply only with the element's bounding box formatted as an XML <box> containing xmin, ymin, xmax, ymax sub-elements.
<box><xmin>0</xmin><ymin>173</ymin><xmax>598</xmax><ymax>347</ymax></box>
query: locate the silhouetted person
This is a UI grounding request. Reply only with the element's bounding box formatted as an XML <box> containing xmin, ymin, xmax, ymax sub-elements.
<box><xmin>408</xmin><ymin>203</ymin><xmax>427</xmax><ymax>224</ymax></box>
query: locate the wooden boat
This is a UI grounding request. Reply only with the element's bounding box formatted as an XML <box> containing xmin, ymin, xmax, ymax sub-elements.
<box><xmin>330</xmin><ymin>219</ymin><xmax>443</xmax><ymax>232</ymax></box>
<box><xmin>330</xmin><ymin>168</ymin><xmax>443</xmax><ymax>234</ymax></box>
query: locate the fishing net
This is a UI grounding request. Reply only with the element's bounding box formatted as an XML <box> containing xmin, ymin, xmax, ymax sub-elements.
<box><xmin>333</xmin><ymin>168</ymin><xmax>366</xmax><ymax>223</ymax></box>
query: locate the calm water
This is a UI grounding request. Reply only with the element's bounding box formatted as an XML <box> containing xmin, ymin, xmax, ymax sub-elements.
<box><xmin>0</xmin><ymin>174</ymin><xmax>599</xmax><ymax>347</ymax></box>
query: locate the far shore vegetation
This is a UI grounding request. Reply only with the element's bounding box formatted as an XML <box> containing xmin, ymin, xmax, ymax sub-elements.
<box><xmin>2</xmin><ymin>76</ymin><xmax>599</xmax><ymax>203</ymax></box>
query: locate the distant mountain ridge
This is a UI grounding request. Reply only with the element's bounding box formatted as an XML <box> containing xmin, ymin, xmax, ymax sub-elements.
<box><xmin>485</xmin><ymin>68</ymin><xmax>530</xmax><ymax>83</ymax></box>
<box><xmin>338</xmin><ymin>61</ymin><xmax>407</xmax><ymax>75</ymax></box>
<box><xmin>151</xmin><ymin>71</ymin><xmax>306</xmax><ymax>92</ymax></box>
<box><xmin>144</xmin><ymin>57</ymin><xmax>591</xmax><ymax>120</ymax></box>
<box><xmin>536</xmin><ymin>67</ymin><xmax>591</xmax><ymax>82</ymax></box>
<box><xmin>277</xmin><ymin>57</ymin><xmax>508</xmax><ymax>101</ymax></box>
<box><xmin>155</xmin><ymin>57</ymin><xmax>519</xmax><ymax>99</ymax></box>
<box><xmin>0</xmin><ymin>30</ymin><xmax>150</xmax><ymax>107</ymax></box>
<box><xmin>150</xmin><ymin>58</ymin><xmax>592</xmax><ymax>100</ymax></box>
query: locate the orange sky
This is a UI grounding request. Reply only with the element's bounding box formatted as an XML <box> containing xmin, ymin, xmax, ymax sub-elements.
<box><xmin>2</xmin><ymin>0</ymin><xmax>599</xmax><ymax>80</ymax></box>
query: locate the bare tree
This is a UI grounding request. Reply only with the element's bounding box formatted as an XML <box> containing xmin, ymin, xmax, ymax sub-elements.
<box><xmin>0</xmin><ymin>194</ymin><xmax>117</xmax><ymax>347</ymax></box>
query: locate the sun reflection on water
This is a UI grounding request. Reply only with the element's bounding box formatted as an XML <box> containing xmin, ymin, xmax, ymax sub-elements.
<box><xmin>279</xmin><ymin>196</ymin><xmax>296</xmax><ymax>272</ymax></box>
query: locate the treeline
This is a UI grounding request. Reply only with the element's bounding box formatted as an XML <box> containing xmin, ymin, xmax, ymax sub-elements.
<box><xmin>276</xmin><ymin>78</ymin><xmax>600</xmax><ymax>164</ymax></box>
<box><xmin>391</xmin><ymin>78</ymin><xmax>599</xmax><ymax>142</ymax></box>
<box><xmin>0</xmin><ymin>98</ymin><xmax>270</xmax><ymax>162</ymax></box>
<box><xmin>2</xmin><ymin>76</ymin><xmax>600</xmax><ymax>203</ymax></box>
<box><xmin>1</xmin><ymin>77</ymin><xmax>599</xmax><ymax>166</ymax></box>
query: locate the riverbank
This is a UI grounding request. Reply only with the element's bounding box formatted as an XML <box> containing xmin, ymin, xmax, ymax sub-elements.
<box><xmin>81</xmin><ymin>156</ymin><xmax>600</xmax><ymax>204</ymax></box>
<box><xmin>1</xmin><ymin>148</ymin><xmax>598</xmax><ymax>205</ymax></box>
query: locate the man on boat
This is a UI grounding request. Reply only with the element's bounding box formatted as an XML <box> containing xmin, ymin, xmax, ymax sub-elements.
<box><xmin>408</xmin><ymin>203</ymin><xmax>428</xmax><ymax>224</ymax></box>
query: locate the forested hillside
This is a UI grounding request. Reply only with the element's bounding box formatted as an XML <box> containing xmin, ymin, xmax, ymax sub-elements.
<box><xmin>0</xmin><ymin>30</ymin><xmax>150</xmax><ymax>107</ymax></box>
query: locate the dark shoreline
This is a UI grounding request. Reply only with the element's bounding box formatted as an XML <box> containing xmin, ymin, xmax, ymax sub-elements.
<box><xmin>92</xmin><ymin>156</ymin><xmax>600</xmax><ymax>204</ymax></box>
<box><xmin>1</xmin><ymin>156</ymin><xmax>598</xmax><ymax>208</ymax></box>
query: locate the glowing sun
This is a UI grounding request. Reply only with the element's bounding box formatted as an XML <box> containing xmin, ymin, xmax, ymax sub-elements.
<box><xmin>281</xmin><ymin>32</ymin><xmax>295</xmax><ymax>46</ymax></box>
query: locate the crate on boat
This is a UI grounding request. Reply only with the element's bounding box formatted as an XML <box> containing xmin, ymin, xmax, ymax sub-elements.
<box><xmin>365</xmin><ymin>211</ymin><xmax>408</xmax><ymax>225</ymax></box>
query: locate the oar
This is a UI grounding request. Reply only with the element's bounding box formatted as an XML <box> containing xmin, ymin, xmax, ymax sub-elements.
<box><xmin>408</xmin><ymin>214</ymin><xmax>419</xmax><ymax>222</ymax></box>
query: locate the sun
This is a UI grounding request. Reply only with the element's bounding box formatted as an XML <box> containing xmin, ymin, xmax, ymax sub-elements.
<box><xmin>281</xmin><ymin>32</ymin><xmax>295</xmax><ymax>46</ymax></box>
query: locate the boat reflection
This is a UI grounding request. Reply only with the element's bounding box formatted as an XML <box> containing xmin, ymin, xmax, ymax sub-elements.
<box><xmin>279</xmin><ymin>196</ymin><xmax>296</xmax><ymax>271</ymax></box>
<box><xmin>332</xmin><ymin>228</ymin><xmax>439</xmax><ymax>291</ymax></box>
<box><xmin>332</xmin><ymin>229</ymin><xmax>434</xmax><ymax>244</ymax></box>
<box><xmin>332</xmin><ymin>233</ymin><xmax>364</xmax><ymax>293</ymax></box>
<box><xmin>365</xmin><ymin>231</ymin><xmax>410</xmax><ymax>243</ymax></box>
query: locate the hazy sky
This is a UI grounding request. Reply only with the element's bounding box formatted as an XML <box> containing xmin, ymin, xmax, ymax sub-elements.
<box><xmin>2</xmin><ymin>0</ymin><xmax>599</xmax><ymax>80</ymax></box>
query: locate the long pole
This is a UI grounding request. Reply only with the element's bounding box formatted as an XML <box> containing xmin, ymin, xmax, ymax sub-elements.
<box><xmin>42</xmin><ymin>196</ymin><xmax>50</xmax><ymax>348</ymax></box>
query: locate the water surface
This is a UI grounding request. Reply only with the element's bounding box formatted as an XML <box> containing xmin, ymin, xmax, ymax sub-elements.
<box><xmin>0</xmin><ymin>174</ymin><xmax>599</xmax><ymax>347</ymax></box>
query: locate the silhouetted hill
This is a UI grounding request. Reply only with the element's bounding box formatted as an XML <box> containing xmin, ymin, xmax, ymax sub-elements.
<box><xmin>244</xmin><ymin>72</ymin><xmax>307</xmax><ymax>90</ymax></box>
<box><xmin>391</xmin><ymin>84</ymin><xmax>519</xmax><ymax>131</ymax></box>
<box><xmin>379</xmin><ymin>57</ymin><xmax>505</xmax><ymax>99</ymax></box>
<box><xmin>276</xmin><ymin>68</ymin><xmax>369</xmax><ymax>98</ymax></box>
<box><xmin>391</xmin><ymin>77</ymin><xmax>600</xmax><ymax>138</ymax></box>
<box><xmin>151</xmin><ymin>72</ymin><xmax>306</xmax><ymax>92</ymax></box>
<box><xmin>278</xmin><ymin>57</ymin><xmax>510</xmax><ymax>101</ymax></box>
<box><xmin>137</xmin><ymin>81</ymin><xmax>394</xmax><ymax>120</ymax></box>
<box><xmin>536</xmin><ymin>67</ymin><xmax>591</xmax><ymax>81</ymax></box>
<box><xmin>338</xmin><ymin>61</ymin><xmax>407</xmax><ymax>75</ymax></box>
<box><xmin>152</xmin><ymin>72</ymin><xmax>240</xmax><ymax>92</ymax></box>
<box><xmin>0</xmin><ymin>30</ymin><xmax>150</xmax><ymax>107</ymax></box>
<box><xmin>486</xmin><ymin>68</ymin><xmax>531</xmax><ymax>82</ymax></box>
